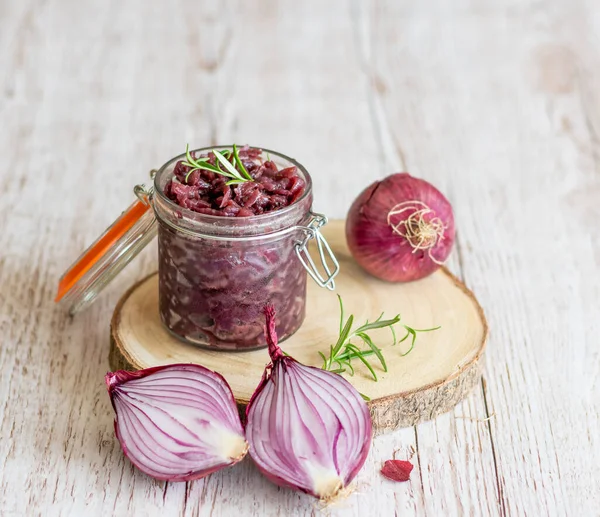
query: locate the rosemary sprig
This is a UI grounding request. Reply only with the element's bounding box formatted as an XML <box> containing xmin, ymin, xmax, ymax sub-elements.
<box><xmin>182</xmin><ymin>144</ymin><xmax>254</xmax><ymax>185</ymax></box>
<box><xmin>320</xmin><ymin>295</ymin><xmax>441</xmax><ymax>381</ymax></box>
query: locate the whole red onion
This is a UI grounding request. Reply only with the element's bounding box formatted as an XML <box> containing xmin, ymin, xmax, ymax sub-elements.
<box><xmin>346</xmin><ymin>173</ymin><xmax>455</xmax><ymax>282</ymax></box>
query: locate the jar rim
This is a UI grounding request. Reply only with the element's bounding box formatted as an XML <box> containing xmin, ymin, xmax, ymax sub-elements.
<box><xmin>152</xmin><ymin>145</ymin><xmax>313</xmax><ymax>226</ymax></box>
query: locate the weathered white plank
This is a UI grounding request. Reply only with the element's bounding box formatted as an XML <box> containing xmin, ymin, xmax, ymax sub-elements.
<box><xmin>0</xmin><ymin>0</ymin><xmax>216</xmax><ymax>514</ymax></box>
<box><xmin>365</xmin><ymin>0</ymin><xmax>600</xmax><ymax>515</ymax></box>
<box><xmin>350</xmin><ymin>1</ymin><xmax>503</xmax><ymax>516</ymax></box>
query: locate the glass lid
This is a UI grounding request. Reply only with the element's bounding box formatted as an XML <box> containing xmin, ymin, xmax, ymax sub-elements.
<box><xmin>55</xmin><ymin>184</ymin><xmax>157</xmax><ymax>315</ymax></box>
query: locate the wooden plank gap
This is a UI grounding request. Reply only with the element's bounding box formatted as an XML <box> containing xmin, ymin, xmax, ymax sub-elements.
<box><xmin>481</xmin><ymin>377</ymin><xmax>506</xmax><ymax>517</ymax></box>
<box><xmin>412</xmin><ymin>425</ymin><xmax>427</xmax><ymax>516</ymax></box>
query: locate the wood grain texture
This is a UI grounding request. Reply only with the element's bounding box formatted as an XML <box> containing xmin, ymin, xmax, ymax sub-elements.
<box><xmin>0</xmin><ymin>0</ymin><xmax>598</xmax><ymax>516</ymax></box>
<box><xmin>361</xmin><ymin>1</ymin><xmax>600</xmax><ymax>515</ymax></box>
<box><xmin>109</xmin><ymin>220</ymin><xmax>488</xmax><ymax>433</ymax></box>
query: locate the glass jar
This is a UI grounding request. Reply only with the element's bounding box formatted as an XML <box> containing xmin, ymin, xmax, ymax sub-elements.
<box><xmin>55</xmin><ymin>145</ymin><xmax>339</xmax><ymax>352</ymax></box>
<box><xmin>154</xmin><ymin>147</ymin><xmax>330</xmax><ymax>350</ymax></box>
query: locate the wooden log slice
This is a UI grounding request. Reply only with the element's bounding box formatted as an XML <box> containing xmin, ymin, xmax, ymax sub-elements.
<box><xmin>110</xmin><ymin>220</ymin><xmax>488</xmax><ymax>435</ymax></box>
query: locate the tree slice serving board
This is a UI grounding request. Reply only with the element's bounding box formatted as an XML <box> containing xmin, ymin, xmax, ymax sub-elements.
<box><xmin>110</xmin><ymin>220</ymin><xmax>488</xmax><ymax>434</ymax></box>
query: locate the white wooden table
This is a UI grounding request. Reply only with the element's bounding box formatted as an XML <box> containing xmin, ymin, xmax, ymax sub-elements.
<box><xmin>1</xmin><ymin>0</ymin><xmax>599</xmax><ymax>515</ymax></box>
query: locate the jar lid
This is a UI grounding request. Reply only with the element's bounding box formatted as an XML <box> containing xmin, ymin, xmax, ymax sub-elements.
<box><xmin>55</xmin><ymin>184</ymin><xmax>157</xmax><ymax>315</ymax></box>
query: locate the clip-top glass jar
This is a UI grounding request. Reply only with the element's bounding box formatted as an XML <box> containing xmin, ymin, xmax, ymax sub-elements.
<box><xmin>55</xmin><ymin>146</ymin><xmax>339</xmax><ymax>352</ymax></box>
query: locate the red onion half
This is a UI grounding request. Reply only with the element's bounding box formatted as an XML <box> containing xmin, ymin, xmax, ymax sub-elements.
<box><xmin>106</xmin><ymin>364</ymin><xmax>248</xmax><ymax>481</ymax></box>
<box><xmin>346</xmin><ymin>173</ymin><xmax>455</xmax><ymax>282</ymax></box>
<box><xmin>246</xmin><ymin>306</ymin><xmax>372</xmax><ymax>501</ymax></box>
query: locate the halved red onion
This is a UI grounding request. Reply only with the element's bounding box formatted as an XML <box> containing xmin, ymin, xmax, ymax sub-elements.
<box><xmin>106</xmin><ymin>364</ymin><xmax>248</xmax><ymax>481</ymax></box>
<box><xmin>246</xmin><ymin>306</ymin><xmax>373</xmax><ymax>501</ymax></box>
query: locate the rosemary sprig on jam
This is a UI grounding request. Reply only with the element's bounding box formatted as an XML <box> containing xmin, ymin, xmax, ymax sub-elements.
<box><xmin>183</xmin><ymin>144</ymin><xmax>254</xmax><ymax>185</ymax></box>
<box><xmin>320</xmin><ymin>295</ymin><xmax>441</xmax><ymax>381</ymax></box>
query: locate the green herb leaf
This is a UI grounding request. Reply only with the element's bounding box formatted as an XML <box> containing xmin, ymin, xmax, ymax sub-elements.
<box><xmin>213</xmin><ymin>150</ymin><xmax>242</xmax><ymax>179</ymax></box>
<box><xmin>395</xmin><ymin>330</ymin><xmax>411</xmax><ymax>345</ymax></box>
<box><xmin>399</xmin><ymin>327</ymin><xmax>417</xmax><ymax>356</ymax></box>
<box><xmin>233</xmin><ymin>144</ymin><xmax>254</xmax><ymax>181</ymax></box>
<box><xmin>183</xmin><ymin>144</ymin><xmax>223</xmax><ymax>182</ymax></box>
<box><xmin>182</xmin><ymin>144</ymin><xmax>256</xmax><ymax>185</ymax></box>
<box><xmin>358</xmin><ymin>332</ymin><xmax>387</xmax><ymax>372</ymax></box>
<box><xmin>333</xmin><ymin>314</ymin><xmax>354</xmax><ymax>357</ymax></box>
<box><xmin>340</xmin><ymin>359</ymin><xmax>355</xmax><ymax>376</ymax></box>
<box><xmin>350</xmin><ymin>346</ymin><xmax>378</xmax><ymax>381</ymax></box>
<box><xmin>318</xmin><ymin>351</ymin><xmax>327</xmax><ymax>369</ymax></box>
<box><xmin>319</xmin><ymin>296</ymin><xmax>441</xmax><ymax>383</ymax></box>
<box><xmin>355</xmin><ymin>316</ymin><xmax>401</xmax><ymax>333</ymax></box>
<box><xmin>412</xmin><ymin>326</ymin><xmax>442</xmax><ymax>333</ymax></box>
<box><xmin>334</xmin><ymin>348</ymin><xmax>375</xmax><ymax>363</ymax></box>
<box><xmin>337</xmin><ymin>294</ymin><xmax>344</xmax><ymax>335</ymax></box>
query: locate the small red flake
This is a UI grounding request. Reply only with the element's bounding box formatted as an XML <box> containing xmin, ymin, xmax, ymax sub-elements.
<box><xmin>381</xmin><ymin>459</ymin><xmax>413</xmax><ymax>482</ymax></box>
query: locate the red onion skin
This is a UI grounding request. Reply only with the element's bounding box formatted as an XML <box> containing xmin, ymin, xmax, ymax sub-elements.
<box><xmin>106</xmin><ymin>364</ymin><xmax>247</xmax><ymax>482</ymax></box>
<box><xmin>245</xmin><ymin>306</ymin><xmax>372</xmax><ymax>500</ymax></box>
<box><xmin>346</xmin><ymin>173</ymin><xmax>455</xmax><ymax>282</ymax></box>
<box><xmin>380</xmin><ymin>459</ymin><xmax>413</xmax><ymax>482</ymax></box>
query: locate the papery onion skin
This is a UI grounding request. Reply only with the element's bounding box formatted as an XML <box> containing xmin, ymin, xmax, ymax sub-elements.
<box><xmin>106</xmin><ymin>364</ymin><xmax>248</xmax><ymax>482</ymax></box>
<box><xmin>346</xmin><ymin>173</ymin><xmax>455</xmax><ymax>282</ymax></box>
<box><xmin>245</xmin><ymin>306</ymin><xmax>372</xmax><ymax>500</ymax></box>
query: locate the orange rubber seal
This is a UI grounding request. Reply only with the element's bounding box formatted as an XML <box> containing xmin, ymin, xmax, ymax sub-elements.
<box><xmin>55</xmin><ymin>200</ymin><xmax>151</xmax><ymax>302</ymax></box>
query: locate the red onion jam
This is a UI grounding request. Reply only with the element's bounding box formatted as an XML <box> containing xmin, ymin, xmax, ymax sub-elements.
<box><xmin>154</xmin><ymin>146</ymin><xmax>312</xmax><ymax>351</ymax></box>
<box><xmin>164</xmin><ymin>146</ymin><xmax>306</xmax><ymax>217</ymax></box>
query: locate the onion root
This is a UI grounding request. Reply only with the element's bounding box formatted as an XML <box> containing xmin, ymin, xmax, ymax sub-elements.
<box><xmin>387</xmin><ymin>200</ymin><xmax>447</xmax><ymax>265</ymax></box>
